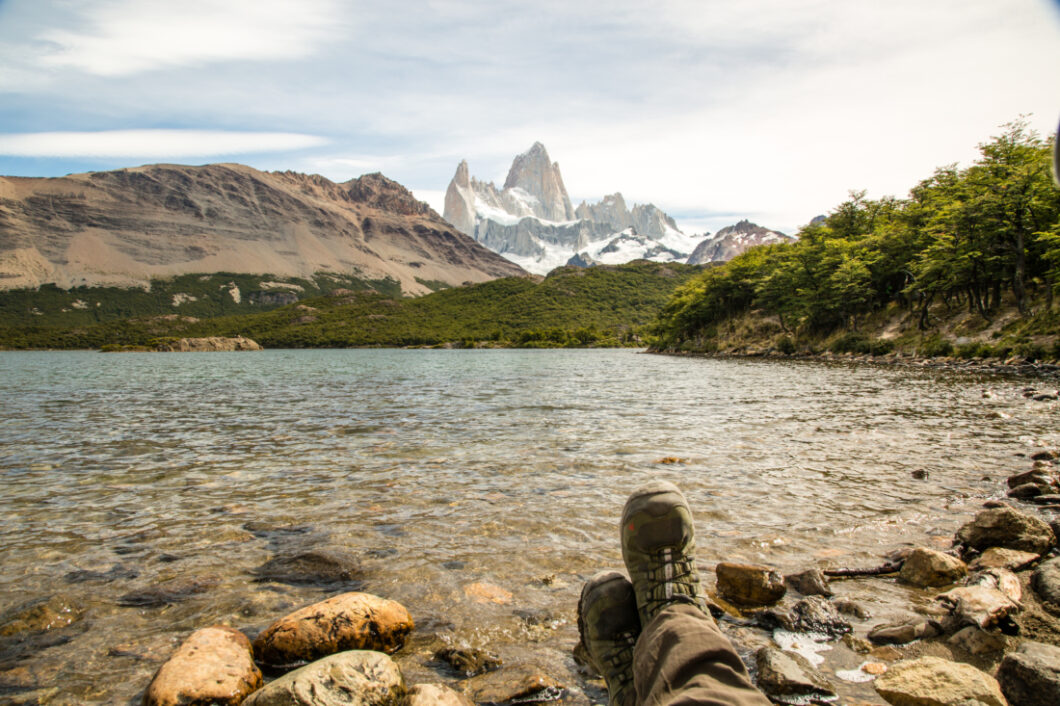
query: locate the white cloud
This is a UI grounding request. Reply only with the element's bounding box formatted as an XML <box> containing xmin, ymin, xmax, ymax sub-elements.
<box><xmin>0</xmin><ymin>130</ymin><xmax>328</xmax><ymax>158</ymax></box>
<box><xmin>38</xmin><ymin>0</ymin><xmax>343</xmax><ymax>76</ymax></box>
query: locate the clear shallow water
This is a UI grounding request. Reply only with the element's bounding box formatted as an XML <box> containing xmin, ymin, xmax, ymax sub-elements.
<box><xmin>0</xmin><ymin>349</ymin><xmax>1057</xmax><ymax>703</ymax></box>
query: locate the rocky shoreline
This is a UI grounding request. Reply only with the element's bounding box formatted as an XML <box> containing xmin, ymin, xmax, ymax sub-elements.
<box><xmin>651</xmin><ymin>348</ymin><xmax>1060</xmax><ymax>382</ymax></box>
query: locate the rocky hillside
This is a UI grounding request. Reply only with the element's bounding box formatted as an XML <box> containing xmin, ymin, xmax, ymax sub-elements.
<box><xmin>0</xmin><ymin>163</ymin><xmax>525</xmax><ymax>295</ymax></box>
<box><xmin>687</xmin><ymin>220</ymin><xmax>794</xmax><ymax>264</ymax></box>
<box><xmin>443</xmin><ymin>143</ymin><xmax>705</xmax><ymax>274</ymax></box>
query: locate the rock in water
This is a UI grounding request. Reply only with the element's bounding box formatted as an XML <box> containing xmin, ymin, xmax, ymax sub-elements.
<box><xmin>253</xmin><ymin>592</ymin><xmax>413</xmax><ymax>672</ymax></box>
<box><xmin>118</xmin><ymin>576</ymin><xmax>220</xmax><ymax>607</ymax></box>
<box><xmin>1033</xmin><ymin>557</ymin><xmax>1060</xmax><ymax>606</ymax></box>
<box><xmin>715</xmin><ymin>563</ymin><xmax>786</xmax><ymax>606</ymax></box>
<box><xmin>784</xmin><ymin>569</ymin><xmax>833</xmax><ymax>597</ymax></box>
<box><xmin>997</xmin><ymin>641</ymin><xmax>1060</xmax><ymax>706</ymax></box>
<box><xmin>874</xmin><ymin>656</ymin><xmax>1006</xmax><ymax>706</ymax></box>
<box><xmin>407</xmin><ymin>683</ymin><xmax>475</xmax><ymax>705</ymax></box>
<box><xmin>867</xmin><ymin>621</ymin><xmax>941</xmax><ymax>645</ymax></box>
<box><xmin>755</xmin><ymin>648</ymin><xmax>836</xmax><ymax>702</ymax></box>
<box><xmin>458</xmin><ymin>665</ymin><xmax>563</xmax><ymax>704</ymax></box>
<box><xmin>242</xmin><ymin>651</ymin><xmax>404</xmax><ymax>706</ymax></box>
<box><xmin>253</xmin><ymin>548</ymin><xmax>362</xmax><ymax>586</ymax></box>
<box><xmin>756</xmin><ymin>597</ymin><xmax>852</xmax><ymax>638</ymax></box>
<box><xmin>143</xmin><ymin>626</ymin><xmax>261</xmax><ymax>706</ymax></box>
<box><xmin>955</xmin><ymin>506</ymin><xmax>1056</xmax><ymax>555</ymax></box>
<box><xmin>436</xmin><ymin>647</ymin><xmax>502</xmax><ymax>676</ymax></box>
<box><xmin>898</xmin><ymin>548</ymin><xmax>967</xmax><ymax>588</ymax></box>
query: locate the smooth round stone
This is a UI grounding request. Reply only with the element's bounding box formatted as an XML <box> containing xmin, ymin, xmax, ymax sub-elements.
<box><xmin>143</xmin><ymin>626</ymin><xmax>262</xmax><ymax>706</ymax></box>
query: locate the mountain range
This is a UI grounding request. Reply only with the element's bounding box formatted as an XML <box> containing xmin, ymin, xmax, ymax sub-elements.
<box><xmin>443</xmin><ymin>142</ymin><xmax>793</xmax><ymax>274</ymax></box>
<box><xmin>0</xmin><ymin>163</ymin><xmax>524</xmax><ymax>295</ymax></box>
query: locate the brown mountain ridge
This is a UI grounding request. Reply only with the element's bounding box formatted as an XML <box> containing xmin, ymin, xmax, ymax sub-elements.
<box><xmin>0</xmin><ymin>163</ymin><xmax>526</xmax><ymax>295</ymax></box>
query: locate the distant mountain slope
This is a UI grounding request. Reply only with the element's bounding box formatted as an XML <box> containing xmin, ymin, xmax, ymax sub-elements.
<box><xmin>443</xmin><ymin>143</ymin><xmax>706</xmax><ymax>274</ymax></box>
<box><xmin>0</xmin><ymin>261</ymin><xmax>704</xmax><ymax>349</ymax></box>
<box><xmin>0</xmin><ymin>163</ymin><xmax>525</xmax><ymax>295</ymax></box>
<box><xmin>686</xmin><ymin>220</ymin><xmax>793</xmax><ymax>264</ymax></box>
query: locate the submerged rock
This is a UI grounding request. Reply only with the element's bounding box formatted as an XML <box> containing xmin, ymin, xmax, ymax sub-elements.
<box><xmin>715</xmin><ymin>563</ymin><xmax>786</xmax><ymax>607</ymax></box>
<box><xmin>143</xmin><ymin>626</ymin><xmax>261</xmax><ymax>706</ymax></box>
<box><xmin>253</xmin><ymin>592</ymin><xmax>414</xmax><ymax>672</ymax></box>
<box><xmin>755</xmin><ymin>647</ymin><xmax>836</xmax><ymax>702</ymax></box>
<box><xmin>874</xmin><ymin>656</ymin><xmax>1006</xmax><ymax>706</ymax></box>
<box><xmin>0</xmin><ymin>595</ymin><xmax>83</xmax><ymax>639</ymax></box>
<box><xmin>868</xmin><ymin>621</ymin><xmax>941</xmax><ymax>645</ymax></box>
<box><xmin>1009</xmin><ymin>482</ymin><xmax>1050</xmax><ymax>499</ymax></box>
<box><xmin>955</xmin><ymin>506</ymin><xmax>1056</xmax><ymax>555</ymax></box>
<box><xmin>252</xmin><ymin>548</ymin><xmax>363</xmax><ymax>587</ymax></box>
<box><xmin>118</xmin><ymin>576</ymin><xmax>219</xmax><ymax>607</ymax></box>
<box><xmin>242</xmin><ymin>650</ymin><xmax>404</xmax><ymax>706</ymax></box>
<box><xmin>898</xmin><ymin>548</ymin><xmax>967</xmax><ymax>588</ymax></box>
<box><xmin>407</xmin><ymin>683</ymin><xmax>474</xmax><ymax>706</ymax></box>
<box><xmin>997</xmin><ymin>640</ymin><xmax>1060</xmax><ymax>706</ymax></box>
<box><xmin>783</xmin><ymin>569</ymin><xmax>833</xmax><ymax>597</ymax></box>
<box><xmin>458</xmin><ymin>665</ymin><xmax>563</xmax><ymax>704</ymax></box>
<box><xmin>436</xmin><ymin>647</ymin><xmax>502</xmax><ymax>677</ymax></box>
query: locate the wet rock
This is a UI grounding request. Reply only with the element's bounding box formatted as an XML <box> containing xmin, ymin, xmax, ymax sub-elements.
<box><xmin>243</xmin><ymin>650</ymin><xmax>404</xmax><ymax>706</ymax></box>
<box><xmin>1032</xmin><ymin>557</ymin><xmax>1060</xmax><ymax>606</ymax></box>
<box><xmin>997</xmin><ymin>640</ymin><xmax>1060</xmax><ymax>706</ymax></box>
<box><xmin>784</xmin><ymin>569</ymin><xmax>833</xmax><ymax>597</ymax></box>
<box><xmin>458</xmin><ymin>665</ymin><xmax>563</xmax><ymax>704</ymax></box>
<box><xmin>1031</xmin><ymin>450</ymin><xmax>1059</xmax><ymax>461</ymax></box>
<box><xmin>118</xmin><ymin>576</ymin><xmax>220</xmax><ymax>607</ymax></box>
<box><xmin>407</xmin><ymin>683</ymin><xmax>474</xmax><ymax>705</ymax></box>
<box><xmin>874</xmin><ymin>656</ymin><xmax>1006</xmax><ymax>706</ymax></box>
<box><xmin>143</xmin><ymin>626</ymin><xmax>262</xmax><ymax>706</ymax></box>
<box><xmin>436</xmin><ymin>647</ymin><xmax>502</xmax><ymax>677</ymax></box>
<box><xmin>715</xmin><ymin>562</ymin><xmax>786</xmax><ymax>607</ymax></box>
<box><xmin>462</xmin><ymin>582</ymin><xmax>512</xmax><ymax>605</ymax></box>
<box><xmin>63</xmin><ymin>563</ymin><xmax>139</xmax><ymax>583</ymax></box>
<box><xmin>898</xmin><ymin>548</ymin><xmax>967</xmax><ymax>588</ymax></box>
<box><xmin>1030</xmin><ymin>494</ymin><xmax>1060</xmax><ymax>507</ymax></box>
<box><xmin>911</xmin><ymin>469</ymin><xmax>929</xmax><ymax>480</ymax></box>
<box><xmin>253</xmin><ymin>592</ymin><xmax>413</xmax><ymax>672</ymax></box>
<box><xmin>955</xmin><ymin>506</ymin><xmax>1056</xmax><ymax>555</ymax></box>
<box><xmin>833</xmin><ymin>598</ymin><xmax>871</xmax><ymax>620</ymax></box>
<box><xmin>1008</xmin><ymin>469</ymin><xmax>1057</xmax><ymax>488</ymax></box>
<box><xmin>946</xmin><ymin>625</ymin><xmax>1008</xmax><ymax>655</ymax></box>
<box><xmin>755</xmin><ymin>647</ymin><xmax>836</xmax><ymax>702</ymax></box>
<box><xmin>868</xmin><ymin>621</ymin><xmax>941</xmax><ymax>645</ymax></box>
<box><xmin>0</xmin><ymin>595</ymin><xmax>83</xmax><ymax>640</ymax></box>
<box><xmin>1009</xmin><ymin>482</ymin><xmax>1050</xmax><ymax>499</ymax></box>
<box><xmin>757</xmin><ymin>597</ymin><xmax>851</xmax><ymax>638</ymax></box>
<box><xmin>253</xmin><ymin>548</ymin><xmax>362</xmax><ymax>587</ymax></box>
<box><xmin>1033</xmin><ymin>392</ymin><xmax>1059</xmax><ymax>401</ymax></box>
<box><xmin>969</xmin><ymin>547</ymin><xmax>1040</xmax><ymax>572</ymax></box>
<box><xmin>935</xmin><ymin>585</ymin><xmax>1020</xmax><ymax>630</ymax></box>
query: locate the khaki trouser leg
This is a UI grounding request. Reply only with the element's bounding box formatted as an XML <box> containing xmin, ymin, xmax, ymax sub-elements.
<box><xmin>633</xmin><ymin>603</ymin><xmax>772</xmax><ymax>706</ymax></box>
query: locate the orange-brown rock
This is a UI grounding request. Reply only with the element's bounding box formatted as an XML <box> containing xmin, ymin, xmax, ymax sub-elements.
<box><xmin>253</xmin><ymin>592</ymin><xmax>413</xmax><ymax>671</ymax></box>
<box><xmin>142</xmin><ymin>625</ymin><xmax>261</xmax><ymax>706</ymax></box>
<box><xmin>715</xmin><ymin>562</ymin><xmax>786</xmax><ymax>606</ymax></box>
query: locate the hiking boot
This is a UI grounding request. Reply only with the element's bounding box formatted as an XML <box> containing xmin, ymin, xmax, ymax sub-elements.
<box><xmin>577</xmin><ymin>570</ymin><xmax>639</xmax><ymax>706</ymax></box>
<box><xmin>621</xmin><ymin>480</ymin><xmax>705</xmax><ymax>625</ymax></box>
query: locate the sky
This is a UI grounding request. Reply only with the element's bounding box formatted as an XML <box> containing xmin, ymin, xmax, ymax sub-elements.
<box><xmin>0</xmin><ymin>0</ymin><xmax>1058</xmax><ymax>236</ymax></box>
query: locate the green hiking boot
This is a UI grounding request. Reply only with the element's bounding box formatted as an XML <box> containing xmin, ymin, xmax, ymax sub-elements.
<box><xmin>621</xmin><ymin>480</ymin><xmax>705</xmax><ymax>626</ymax></box>
<box><xmin>577</xmin><ymin>570</ymin><xmax>639</xmax><ymax>706</ymax></box>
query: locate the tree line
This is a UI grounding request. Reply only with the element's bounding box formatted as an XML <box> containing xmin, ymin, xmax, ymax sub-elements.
<box><xmin>653</xmin><ymin>120</ymin><xmax>1060</xmax><ymax>351</ymax></box>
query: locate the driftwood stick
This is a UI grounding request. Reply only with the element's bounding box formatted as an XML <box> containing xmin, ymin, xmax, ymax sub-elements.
<box><xmin>823</xmin><ymin>561</ymin><xmax>903</xmax><ymax>578</ymax></box>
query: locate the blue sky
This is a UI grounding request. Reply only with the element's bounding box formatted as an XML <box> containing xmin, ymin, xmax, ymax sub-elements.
<box><xmin>0</xmin><ymin>0</ymin><xmax>1057</xmax><ymax>235</ymax></box>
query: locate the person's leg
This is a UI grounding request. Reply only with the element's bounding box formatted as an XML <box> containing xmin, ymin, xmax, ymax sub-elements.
<box><xmin>622</xmin><ymin>481</ymin><xmax>771</xmax><ymax>705</ymax></box>
<box><xmin>577</xmin><ymin>570</ymin><xmax>640</xmax><ymax>706</ymax></box>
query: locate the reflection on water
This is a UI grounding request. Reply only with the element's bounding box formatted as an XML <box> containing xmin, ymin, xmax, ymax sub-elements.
<box><xmin>0</xmin><ymin>349</ymin><xmax>1056</xmax><ymax>703</ymax></box>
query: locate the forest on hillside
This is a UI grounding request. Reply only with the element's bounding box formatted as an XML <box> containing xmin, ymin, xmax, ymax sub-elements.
<box><xmin>652</xmin><ymin>120</ymin><xmax>1060</xmax><ymax>359</ymax></box>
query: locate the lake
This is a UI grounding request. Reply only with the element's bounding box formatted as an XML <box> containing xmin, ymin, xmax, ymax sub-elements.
<box><xmin>0</xmin><ymin>349</ymin><xmax>1057</xmax><ymax>703</ymax></box>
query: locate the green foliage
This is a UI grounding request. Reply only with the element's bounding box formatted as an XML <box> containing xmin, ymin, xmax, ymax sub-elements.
<box><xmin>653</xmin><ymin>119</ymin><xmax>1060</xmax><ymax>352</ymax></box>
<box><xmin>0</xmin><ymin>262</ymin><xmax>701</xmax><ymax>349</ymax></box>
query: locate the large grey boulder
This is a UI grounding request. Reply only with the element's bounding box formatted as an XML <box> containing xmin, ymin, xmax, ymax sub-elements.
<box><xmin>243</xmin><ymin>651</ymin><xmax>404</xmax><ymax>706</ymax></box>
<box><xmin>997</xmin><ymin>641</ymin><xmax>1060</xmax><ymax>706</ymax></box>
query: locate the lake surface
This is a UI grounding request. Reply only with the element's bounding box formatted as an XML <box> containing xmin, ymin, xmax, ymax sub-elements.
<box><xmin>0</xmin><ymin>349</ymin><xmax>1057</xmax><ymax>704</ymax></box>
